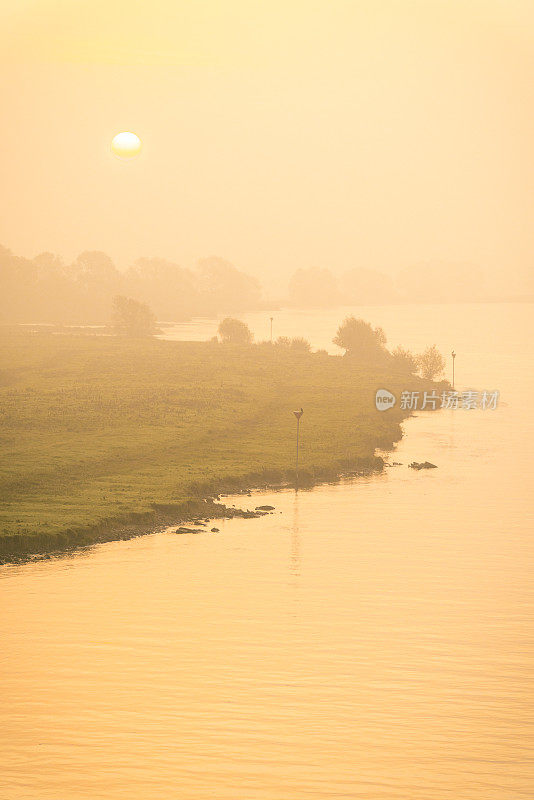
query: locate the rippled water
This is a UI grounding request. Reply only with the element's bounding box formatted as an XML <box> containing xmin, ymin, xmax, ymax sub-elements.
<box><xmin>1</xmin><ymin>304</ymin><xmax>533</xmax><ymax>799</ymax></box>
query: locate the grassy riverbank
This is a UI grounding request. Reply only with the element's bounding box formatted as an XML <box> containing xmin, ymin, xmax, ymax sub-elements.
<box><xmin>0</xmin><ymin>329</ymin><xmax>441</xmax><ymax>559</ymax></box>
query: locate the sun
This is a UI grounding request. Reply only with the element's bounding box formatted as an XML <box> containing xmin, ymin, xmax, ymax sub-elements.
<box><xmin>111</xmin><ymin>132</ymin><xmax>142</xmax><ymax>158</ymax></box>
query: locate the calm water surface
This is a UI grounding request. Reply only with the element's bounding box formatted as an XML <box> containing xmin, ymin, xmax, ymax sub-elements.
<box><xmin>1</xmin><ymin>304</ymin><xmax>533</xmax><ymax>799</ymax></box>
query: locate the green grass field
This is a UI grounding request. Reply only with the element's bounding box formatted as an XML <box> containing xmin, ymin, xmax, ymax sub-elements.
<box><xmin>0</xmin><ymin>329</ymin><xmax>436</xmax><ymax>558</ymax></box>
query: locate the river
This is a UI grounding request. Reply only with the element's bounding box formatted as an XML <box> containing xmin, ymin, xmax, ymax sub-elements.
<box><xmin>1</xmin><ymin>303</ymin><xmax>533</xmax><ymax>799</ymax></box>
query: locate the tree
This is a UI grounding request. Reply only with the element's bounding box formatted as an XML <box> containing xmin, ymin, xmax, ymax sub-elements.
<box><xmin>417</xmin><ymin>345</ymin><xmax>445</xmax><ymax>380</ymax></box>
<box><xmin>70</xmin><ymin>251</ymin><xmax>122</xmax><ymax>322</ymax></box>
<box><xmin>198</xmin><ymin>257</ymin><xmax>262</xmax><ymax>314</ymax></box>
<box><xmin>333</xmin><ymin>316</ymin><xmax>388</xmax><ymax>362</ymax></box>
<box><xmin>391</xmin><ymin>345</ymin><xmax>417</xmax><ymax>373</ymax></box>
<box><xmin>217</xmin><ymin>317</ymin><xmax>253</xmax><ymax>344</ymax></box>
<box><xmin>125</xmin><ymin>257</ymin><xmax>199</xmax><ymax>321</ymax></box>
<box><xmin>72</xmin><ymin>250</ymin><xmax>120</xmax><ymax>287</ymax></box>
<box><xmin>0</xmin><ymin>246</ymin><xmax>37</xmax><ymax>323</ymax></box>
<box><xmin>112</xmin><ymin>295</ymin><xmax>157</xmax><ymax>337</ymax></box>
<box><xmin>33</xmin><ymin>251</ymin><xmax>65</xmax><ymax>273</ymax></box>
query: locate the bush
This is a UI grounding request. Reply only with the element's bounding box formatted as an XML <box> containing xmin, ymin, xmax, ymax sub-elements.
<box><xmin>217</xmin><ymin>317</ymin><xmax>253</xmax><ymax>344</ymax></box>
<box><xmin>333</xmin><ymin>316</ymin><xmax>388</xmax><ymax>363</ymax></box>
<box><xmin>289</xmin><ymin>337</ymin><xmax>311</xmax><ymax>353</ymax></box>
<box><xmin>273</xmin><ymin>336</ymin><xmax>311</xmax><ymax>352</ymax></box>
<box><xmin>391</xmin><ymin>345</ymin><xmax>417</xmax><ymax>373</ymax></box>
<box><xmin>112</xmin><ymin>295</ymin><xmax>157</xmax><ymax>337</ymax></box>
<box><xmin>417</xmin><ymin>345</ymin><xmax>445</xmax><ymax>380</ymax></box>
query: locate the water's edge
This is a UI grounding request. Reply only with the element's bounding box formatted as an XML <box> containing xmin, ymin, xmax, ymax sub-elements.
<box><xmin>0</xmin><ymin>454</ymin><xmax>388</xmax><ymax>565</ymax></box>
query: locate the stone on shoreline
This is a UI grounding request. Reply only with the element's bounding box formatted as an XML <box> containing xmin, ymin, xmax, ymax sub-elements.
<box><xmin>174</xmin><ymin>527</ymin><xmax>202</xmax><ymax>534</ymax></box>
<box><xmin>408</xmin><ymin>461</ymin><xmax>437</xmax><ymax>470</ymax></box>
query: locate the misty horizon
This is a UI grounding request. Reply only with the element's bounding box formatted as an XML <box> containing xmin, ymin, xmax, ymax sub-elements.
<box><xmin>2</xmin><ymin>241</ymin><xmax>531</xmax><ymax>327</ymax></box>
<box><xmin>2</xmin><ymin>1</ymin><xmax>534</xmax><ymax>302</ymax></box>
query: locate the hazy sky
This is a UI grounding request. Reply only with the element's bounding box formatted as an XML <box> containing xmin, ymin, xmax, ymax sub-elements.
<box><xmin>1</xmin><ymin>0</ymin><xmax>533</xmax><ymax>293</ymax></box>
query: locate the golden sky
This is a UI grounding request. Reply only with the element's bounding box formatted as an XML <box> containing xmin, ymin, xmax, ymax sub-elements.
<box><xmin>1</xmin><ymin>0</ymin><xmax>533</xmax><ymax>293</ymax></box>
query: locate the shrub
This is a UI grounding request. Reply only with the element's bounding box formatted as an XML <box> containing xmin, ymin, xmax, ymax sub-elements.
<box><xmin>217</xmin><ymin>317</ymin><xmax>253</xmax><ymax>344</ymax></box>
<box><xmin>391</xmin><ymin>345</ymin><xmax>417</xmax><ymax>373</ymax></box>
<box><xmin>417</xmin><ymin>345</ymin><xmax>445</xmax><ymax>380</ymax></box>
<box><xmin>333</xmin><ymin>316</ymin><xmax>388</xmax><ymax>363</ymax></box>
<box><xmin>275</xmin><ymin>336</ymin><xmax>291</xmax><ymax>347</ymax></box>
<box><xmin>112</xmin><ymin>295</ymin><xmax>157</xmax><ymax>337</ymax></box>
<box><xmin>290</xmin><ymin>337</ymin><xmax>311</xmax><ymax>353</ymax></box>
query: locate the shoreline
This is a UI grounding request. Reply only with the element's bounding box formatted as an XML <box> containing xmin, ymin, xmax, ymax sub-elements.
<box><xmin>1</xmin><ymin>330</ymin><xmax>446</xmax><ymax>566</ymax></box>
<box><xmin>0</xmin><ymin>455</ymin><xmax>386</xmax><ymax>565</ymax></box>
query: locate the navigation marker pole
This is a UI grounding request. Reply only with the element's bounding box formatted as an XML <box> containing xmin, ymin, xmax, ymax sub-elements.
<box><xmin>293</xmin><ymin>408</ymin><xmax>304</xmax><ymax>489</ymax></box>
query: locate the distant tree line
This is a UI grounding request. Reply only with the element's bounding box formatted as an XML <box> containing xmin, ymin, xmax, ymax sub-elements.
<box><xmin>0</xmin><ymin>246</ymin><xmax>263</xmax><ymax>324</ymax></box>
<box><xmin>0</xmin><ymin>241</ymin><xmax>491</xmax><ymax>327</ymax></box>
<box><xmin>287</xmin><ymin>262</ymin><xmax>487</xmax><ymax>307</ymax></box>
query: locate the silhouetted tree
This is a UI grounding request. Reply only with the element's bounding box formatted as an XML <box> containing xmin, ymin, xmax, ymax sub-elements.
<box><xmin>73</xmin><ymin>250</ymin><xmax>120</xmax><ymax>286</ymax></box>
<box><xmin>33</xmin><ymin>251</ymin><xmax>66</xmax><ymax>273</ymax></box>
<box><xmin>218</xmin><ymin>317</ymin><xmax>253</xmax><ymax>344</ymax></box>
<box><xmin>199</xmin><ymin>257</ymin><xmax>262</xmax><ymax>314</ymax></box>
<box><xmin>69</xmin><ymin>251</ymin><xmax>122</xmax><ymax>321</ymax></box>
<box><xmin>333</xmin><ymin>316</ymin><xmax>388</xmax><ymax>362</ymax></box>
<box><xmin>417</xmin><ymin>345</ymin><xmax>445</xmax><ymax>380</ymax></box>
<box><xmin>112</xmin><ymin>295</ymin><xmax>157</xmax><ymax>337</ymax></box>
<box><xmin>391</xmin><ymin>345</ymin><xmax>417</xmax><ymax>373</ymax></box>
<box><xmin>125</xmin><ymin>257</ymin><xmax>199</xmax><ymax>321</ymax></box>
<box><xmin>0</xmin><ymin>246</ymin><xmax>36</xmax><ymax>323</ymax></box>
